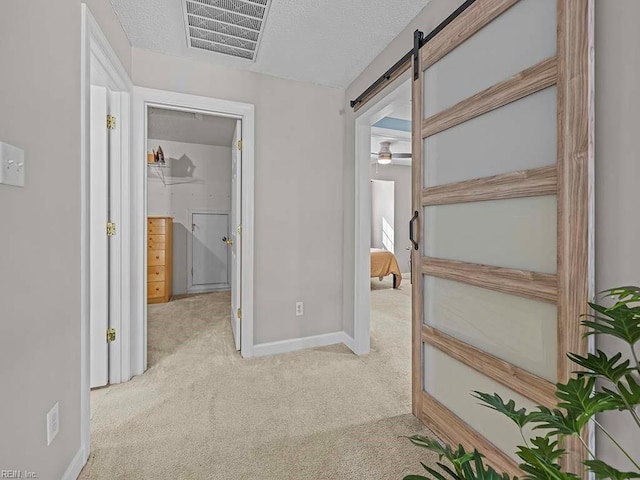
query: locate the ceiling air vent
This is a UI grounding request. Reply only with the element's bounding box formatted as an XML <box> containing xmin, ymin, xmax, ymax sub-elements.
<box><xmin>183</xmin><ymin>0</ymin><xmax>272</xmax><ymax>61</ymax></box>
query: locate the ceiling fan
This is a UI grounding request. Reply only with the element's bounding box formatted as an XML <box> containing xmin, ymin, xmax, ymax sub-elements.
<box><xmin>371</xmin><ymin>141</ymin><xmax>412</xmax><ymax>165</ymax></box>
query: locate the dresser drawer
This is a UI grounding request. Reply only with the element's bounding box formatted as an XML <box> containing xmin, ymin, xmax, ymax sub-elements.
<box><xmin>148</xmin><ymin>234</ymin><xmax>166</xmax><ymax>250</ymax></box>
<box><xmin>148</xmin><ymin>281</ymin><xmax>165</xmax><ymax>299</ymax></box>
<box><xmin>148</xmin><ymin>250</ymin><xmax>165</xmax><ymax>266</ymax></box>
<box><xmin>147</xmin><ymin>217</ymin><xmax>172</xmax><ymax>304</ymax></box>
<box><xmin>148</xmin><ymin>222</ymin><xmax>166</xmax><ymax>235</ymax></box>
<box><xmin>148</xmin><ymin>218</ymin><xmax>166</xmax><ymax>228</ymax></box>
<box><xmin>148</xmin><ymin>265</ymin><xmax>165</xmax><ymax>282</ymax></box>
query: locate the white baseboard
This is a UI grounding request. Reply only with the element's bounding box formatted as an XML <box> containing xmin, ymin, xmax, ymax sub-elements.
<box><xmin>253</xmin><ymin>331</ymin><xmax>352</xmax><ymax>357</ymax></box>
<box><xmin>342</xmin><ymin>333</ymin><xmax>356</xmax><ymax>352</ymax></box>
<box><xmin>61</xmin><ymin>446</ymin><xmax>86</xmax><ymax>480</ymax></box>
<box><xmin>185</xmin><ymin>284</ymin><xmax>230</xmax><ymax>295</ymax></box>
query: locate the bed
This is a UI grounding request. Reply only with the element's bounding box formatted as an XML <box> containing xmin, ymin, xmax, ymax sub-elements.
<box><xmin>370</xmin><ymin>248</ymin><xmax>402</xmax><ymax>288</ymax></box>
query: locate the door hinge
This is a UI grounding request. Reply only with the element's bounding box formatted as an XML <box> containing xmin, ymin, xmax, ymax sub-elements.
<box><xmin>107</xmin><ymin>115</ymin><xmax>117</xmax><ymax>130</ymax></box>
<box><xmin>107</xmin><ymin>222</ymin><xmax>116</xmax><ymax>237</ymax></box>
<box><xmin>237</xmin><ymin>139</ymin><xmax>242</xmax><ymax>151</ymax></box>
<box><xmin>237</xmin><ymin>308</ymin><xmax>242</xmax><ymax>320</ymax></box>
<box><xmin>237</xmin><ymin>224</ymin><xmax>242</xmax><ymax>236</ymax></box>
<box><xmin>107</xmin><ymin>328</ymin><xmax>116</xmax><ymax>343</ymax></box>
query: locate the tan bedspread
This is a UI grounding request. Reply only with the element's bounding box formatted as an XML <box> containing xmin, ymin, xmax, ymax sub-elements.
<box><xmin>370</xmin><ymin>248</ymin><xmax>402</xmax><ymax>287</ymax></box>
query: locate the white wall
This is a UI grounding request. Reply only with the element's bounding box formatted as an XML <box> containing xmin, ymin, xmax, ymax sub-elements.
<box><xmin>147</xmin><ymin>139</ymin><xmax>232</xmax><ymax>295</ymax></box>
<box><xmin>0</xmin><ymin>0</ymin><xmax>130</xmax><ymax>477</ymax></box>
<box><xmin>371</xmin><ymin>164</ymin><xmax>412</xmax><ymax>272</ymax></box>
<box><xmin>133</xmin><ymin>48</ymin><xmax>346</xmax><ymax>345</ymax></box>
<box><xmin>593</xmin><ymin>0</ymin><xmax>640</xmax><ymax>469</ymax></box>
<box><xmin>344</xmin><ymin>0</ymin><xmax>640</xmax><ymax>470</ymax></box>
<box><xmin>371</xmin><ymin>179</ymin><xmax>395</xmax><ymax>253</ymax></box>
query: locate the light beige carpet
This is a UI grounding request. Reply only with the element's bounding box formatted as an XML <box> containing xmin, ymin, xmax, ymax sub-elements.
<box><xmin>80</xmin><ymin>278</ymin><xmax>439</xmax><ymax>479</ymax></box>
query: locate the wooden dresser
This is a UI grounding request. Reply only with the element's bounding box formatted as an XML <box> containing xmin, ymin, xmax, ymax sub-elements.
<box><xmin>147</xmin><ymin>216</ymin><xmax>173</xmax><ymax>304</ymax></box>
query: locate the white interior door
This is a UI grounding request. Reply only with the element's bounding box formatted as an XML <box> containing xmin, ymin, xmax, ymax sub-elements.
<box><xmin>90</xmin><ymin>86</ymin><xmax>109</xmax><ymax>388</ymax></box>
<box><xmin>107</xmin><ymin>90</ymin><xmax>122</xmax><ymax>384</ymax></box>
<box><xmin>192</xmin><ymin>213</ymin><xmax>229</xmax><ymax>287</ymax></box>
<box><xmin>230</xmin><ymin>121</ymin><xmax>242</xmax><ymax>350</ymax></box>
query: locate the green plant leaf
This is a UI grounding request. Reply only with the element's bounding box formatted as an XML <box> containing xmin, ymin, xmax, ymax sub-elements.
<box><xmin>436</xmin><ymin>462</ymin><xmax>462</xmax><ymax>480</ymax></box>
<box><xmin>421</xmin><ymin>462</ymin><xmax>453</xmax><ymax>480</ymax></box>
<box><xmin>584</xmin><ymin>459</ymin><xmax>640</xmax><ymax>480</ymax></box>
<box><xmin>516</xmin><ymin>442</ymin><xmax>580</xmax><ymax>480</ymax></box>
<box><xmin>528</xmin><ymin>436</ymin><xmax>566</xmax><ymax>464</ymax></box>
<box><xmin>582</xmin><ymin>302</ymin><xmax>640</xmax><ymax>346</ymax></box>
<box><xmin>403</xmin><ymin>476</ymin><xmax>431</xmax><ymax>480</ymax></box>
<box><xmin>555</xmin><ymin>377</ymin><xmax>621</xmax><ymax>417</ymax></box>
<box><xmin>405</xmin><ymin>436</ymin><xmax>459</xmax><ymax>461</ymax></box>
<box><xmin>603</xmin><ymin>374</ymin><xmax>640</xmax><ymax>407</ymax></box>
<box><xmin>467</xmin><ymin>449</ymin><xmax>517</xmax><ymax>480</ymax></box>
<box><xmin>602</xmin><ymin>286</ymin><xmax>640</xmax><ymax>306</ymax></box>
<box><xmin>473</xmin><ymin>392</ymin><xmax>532</xmax><ymax>429</ymax></box>
<box><xmin>460</xmin><ymin>457</ymin><xmax>475</xmax><ymax>480</ymax></box>
<box><xmin>404</xmin><ymin>437</ymin><xmax>471</xmax><ymax>478</ymax></box>
<box><xmin>528</xmin><ymin>406</ymin><xmax>586</xmax><ymax>437</ymax></box>
<box><xmin>452</xmin><ymin>452</ymin><xmax>476</xmax><ymax>469</ymax></box>
<box><xmin>568</xmin><ymin>350</ymin><xmax>634</xmax><ymax>383</ymax></box>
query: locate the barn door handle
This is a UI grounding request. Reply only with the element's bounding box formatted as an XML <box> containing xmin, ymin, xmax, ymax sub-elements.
<box><xmin>409</xmin><ymin>210</ymin><xmax>419</xmax><ymax>251</ymax></box>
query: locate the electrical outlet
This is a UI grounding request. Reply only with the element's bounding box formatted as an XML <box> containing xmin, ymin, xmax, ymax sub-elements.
<box><xmin>295</xmin><ymin>301</ymin><xmax>304</xmax><ymax>316</ymax></box>
<box><xmin>46</xmin><ymin>402</ymin><xmax>59</xmax><ymax>446</ymax></box>
<box><xmin>0</xmin><ymin>141</ymin><xmax>25</xmax><ymax>187</ymax></box>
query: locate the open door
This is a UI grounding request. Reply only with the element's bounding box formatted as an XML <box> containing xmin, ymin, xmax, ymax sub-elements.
<box><xmin>90</xmin><ymin>85</ymin><xmax>109</xmax><ymax>388</ymax></box>
<box><xmin>90</xmin><ymin>85</ymin><xmax>122</xmax><ymax>388</ymax></box>
<box><xmin>410</xmin><ymin>0</ymin><xmax>593</xmax><ymax>476</ymax></box>
<box><xmin>230</xmin><ymin>120</ymin><xmax>242</xmax><ymax>350</ymax></box>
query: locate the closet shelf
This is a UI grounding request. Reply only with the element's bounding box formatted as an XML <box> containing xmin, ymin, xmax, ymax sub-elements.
<box><xmin>148</xmin><ymin>162</ymin><xmax>170</xmax><ymax>187</ymax></box>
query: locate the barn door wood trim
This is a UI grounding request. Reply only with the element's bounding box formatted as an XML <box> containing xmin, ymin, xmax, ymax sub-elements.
<box><xmin>556</xmin><ymin>0</ymin><xmax>595</xmax><ymax>473</ymax></box>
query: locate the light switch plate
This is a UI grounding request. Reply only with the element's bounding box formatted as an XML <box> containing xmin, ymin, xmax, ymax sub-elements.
<box><xmin>46</xmin><ymin>402</ymin><xmax>59</xmax><ymax>446</ymax></box>
<box><xmin>0</xmin><ymin>141</ymin><xmax>25</xmax><ymax>187</ymax></box>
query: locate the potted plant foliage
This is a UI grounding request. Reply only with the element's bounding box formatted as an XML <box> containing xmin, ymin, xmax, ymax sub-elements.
<box><xmin>405</xmin><ymin>286</ymin><xmax>640</xmax><ymax>480</ymax></box>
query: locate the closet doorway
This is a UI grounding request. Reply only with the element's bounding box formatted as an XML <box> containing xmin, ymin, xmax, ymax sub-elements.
<box><xmin>132</xmin><ymin>88</ymin><xmax>255</xmax><ymax>371</ymax></box>
<box><xmin>146</xmin><ymin>108</ymin><xmax>238</xmax><ymax>297</ymax></box>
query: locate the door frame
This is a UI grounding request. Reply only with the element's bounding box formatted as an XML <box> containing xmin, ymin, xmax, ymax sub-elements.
<box><xmin>132</xmin><ymin>87</ymin><xmax>255</xmax><ymax>370</ymax></box>
<box><xmin>80</xmin><ymin>2</ymin><xmax>133</xmax><ymax>468</ymax></box>
<box><xmin>353</xmin><ymin>77</ymin><xmax>412</xmax><ymax>355</ymax></box>
<box><xmin>187</xmin><ymin>210</ymin><xmax>231</xmax><ymax>293</ymax></box>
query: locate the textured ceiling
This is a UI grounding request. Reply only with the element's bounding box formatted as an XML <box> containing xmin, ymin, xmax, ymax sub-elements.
<box><xmin>110</xmin><ymin>0</ymin><xmax>431</xmax><ymax>88</ymax></box>
<box><xmin>148</xmin><ymin>107</ymin><xmax>237</xmax><ymax>146</ymax></box>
